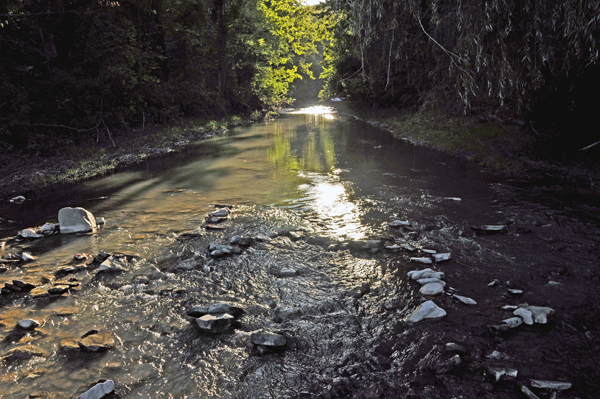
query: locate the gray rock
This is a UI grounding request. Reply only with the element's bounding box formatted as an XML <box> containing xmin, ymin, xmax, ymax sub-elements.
<box><xmin>230</xmin><ymin>236</ymin><xmax>254</xmax><ymax>248</ymax></box>
<box><xmin>419</xmin><ymin>282</ymin><xmax>444</xmax><ymax>295</ymax></box>
<box><xmin>486</xmin><ymin>364</ymin><xmax>518</xmax><ymax>382</ymax></box>
<box><xmin>20</xmin><ymin>228</ymin><xmax>44</xmax><ymax>238</ymax></box>
<box><xmin>251</xmin><ymin>333</ymin><xmax>287</xmax><ymax>347</ymax></box>
<box><xmin>410</xmin><ymin>257</ymin><xmax>432</xmax><ymax>264</ymax></box>
<box><xmin>444</xmin><ymin>343</ymin><xmax>468</xmax><ymax>354</ymax></box>
<box><xmin>187</xmin><ymin>306</ymin><xmax>210</xmax><ymax>318</ymax></box>
<box><xmin>209</xmin><ymin>209</ymin><xmax>230</xmax><ymax>218</ymax></box>
<box><xmin>521</xmin><ymin>385</ymin><xmax>541</xmax><ymax>399</ymax></box>
<box><xmin>40</xmin><ymin>223</ymin><xmax>57</xmax><ymax>235</ymax></box>
<box><xmin>58</xmin><ymin>207</ymin><xmax>97</xmax><ymax>234</ymax></box>
<box><xmin>502</xmin><ymin>317</ymin><xmax>523</xmax><ymax>328</ymax></box>
<box><xmin>79</xmin><ymin>380</ymin><xmax>115</xmax><ymax>399</ymax></box>
<box><xmin>508</xmin><ymin>288</ymin><xmax>524</xmax><ymax>296</ymax></box>
<box><xmin>406</xmin><ymin>300</ymin><xmax>446</xmax><ymax>324</ymax></box>
<box><xmin>389</xmin><ymin>220</ymin><xmax>410</xmax><ymax>227</ymax></box>
<box><xmin>416</xmin><ymin>277</ymin><xmax>446</xmax><ymax>286</ymax></box>
<box><xmin>21</xmin><ymin>252</ymin><xmax>36</xmax><ymax>262</ymax></box>
<box><xmin>196</xmin><ymin>313</ymin><xmax>235</xmax><ymax>333</ymax></box>
<box><xmin>408</xmin><ymin>268</ymin><xmax>444</xmax><ymax>280</ymax></box>
<box><xmin>98</xmin><ymin>256</ymin><xmax>128</xmax><ymax>273</ymax></box>
<box><xmin>421</xmin><ymin>248</ymin><xmax>437</xmax><ymax>254</ymax></box>
<box><xmin>17</xmin><ymin>319</ymin><xmax>40</xmax><ymax>330</ymax></box>
<box><xmin>207</xmin><ymin>303</ymin><xmax>245</xmax><ymax>318</ymax></box>
<box><xmin>453</xmin><ymin>294</ymin><xmax>477</xmax><ymax>305</ymax></box>
<box><xmin>278</xmin><ymin>268</ymin><xmax>297</xmax><ymax>277</ymax></box>
<box><xmin>530</xmin><ymin>379</ymin><xmax>571</xmax><ymax>391</ymax></box>
<box><xmin>525</xmin><ymin>306</ymin><xmax>555</xmax><ymax>324</ymax></box>
<box><xmin>432</xmin><ymin>253</ymin><xmax>451</xmax><ymax>262</ymax></box>
<box><xmin>401</xmin><ymin>243</ymin><xmax>417</xmax><ymax>251</ymax></box>
<box><xmin>95</xmin><ymin>217</ymin><xmax>106</xmax><ymax>225</ymax></box>
<box><xmin>10</xmin><ymin>195</ymin><xmax>26</xmax><ymax>204</ymax></box>
<box><xmin>514</xmin><ymin>308</ymin><xmax>534</xmax><ymax>325</ymax></box>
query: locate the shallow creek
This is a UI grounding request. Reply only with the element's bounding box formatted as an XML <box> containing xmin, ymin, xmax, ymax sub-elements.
<box><xmin>1</xmin><ymin>106</ymin><xmax>599</xmax><ymax>398</ymax></box>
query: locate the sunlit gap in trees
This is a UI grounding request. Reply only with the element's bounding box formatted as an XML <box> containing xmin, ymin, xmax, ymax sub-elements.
<box><xmin>302</xmin><ymin>0</ymin><xmax>326</xmax><ymax>5</ymax></box>
<box><xmin>285</xmin><ymin>105</ymin><xmax>336</xmax><ymax>119</ymax></box>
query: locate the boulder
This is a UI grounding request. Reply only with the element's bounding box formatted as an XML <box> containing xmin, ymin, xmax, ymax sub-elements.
<box><xmin>79</xmin><ymin>380</ymin><xmax>115</xmax><ymax>399</ymax></box>
<box><xmin>58</xmin><ymin>207</ymin><xmax>97</xmax><ymax>234</ymax></box>
<box><xmin>406</xmin><ymin>300</ymin><xmax>446</xmax><ymax>324</ymax></box>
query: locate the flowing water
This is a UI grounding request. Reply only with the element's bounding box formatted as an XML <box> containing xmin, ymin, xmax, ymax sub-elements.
<box><xmin>1</xmin><ymin>106</ymin><xmax>599</xmax><ymax>398</ymax></box>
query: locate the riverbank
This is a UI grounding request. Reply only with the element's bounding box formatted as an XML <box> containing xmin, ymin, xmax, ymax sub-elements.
<box><xmin>334</xmin><ymin>100</ymin><xmax>600</xmax><ymax>200</ymax></box>
<box><xmin>0</xmin><ymin>114</ymin><xmax>264</xmax><ymax>204</ymax></box>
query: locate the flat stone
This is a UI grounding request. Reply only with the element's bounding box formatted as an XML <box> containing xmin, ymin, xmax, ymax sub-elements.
<box><xmin>410</xmin><ymin>257</ymin><xmax>432</xmax><ymax>264</ymax></box>
<box><xmin>209</xmin><ymin>209</ymin><xmax>230</xmax><ymax>217</ymax></box>
<box><xmin>453</xmin><ymin>294</ymin><xmax>477</xmax><ymax>305</ymax></box>
<box><xmin>12</xmin><ymin>280</ymin><xmax>36</xmax><ymax>290</ymax></box>
<box><xmin>30</xmin><ymin>286</ymin><xmax>51</xmax><ymax>299</ymax></box>
<box><xmin>251</xmin><ymin>333</ymin><xmax>287</xmax><ymax>347</ymax></box>
<box><xmin>421</xmin><ymin>249</ymin><xmax>437</xmax><ymax>254</ymax></box>
<box><xmin>416</xmin><ymin>277</ymin><xmax>446</xmax><ymax>286</ymax></box>
<box><xmin>401</xmin><ymin>243</ymin><xmax>417</xmax><ymax>251</ymax></box>
<box><xmin>48</xmin><ymin>285</ymin><xmax>71</xmax><ymax>295</ymax></box>
<box><xmin>530</xmin><ymin>379</ymin><xmax>572</xmax><ymax>391</ymax></box>
<box><xmin>514</xmin><ymin>308</ymin><xmax>534</xmax><ymax>325</ymax></box>
<box><xmin>98</xmin><ymin>256</ymin><xmax>128</xmax><ymax>272</ymax></box>
<box><xmin>521</xmin><ymin>385</ymin><xmax>541</xmax><ymax>399</ymax></box>
<box><xmin>205</xmin><ymin>224</ymin><xmax>226</xmax><ymax>231</ymax></box>
<box><xmin>187</xmin><ymin>306</ymin><xmax>210</xmax><ymax>317</ymax></box>
<box><xmin>78</xmin><ymin>332</ymin><xmax>115</xmax><ymax>352</ymax></box>
<box><xmin>20</xmin><ymin>228</ymin><xmax>44</xmax><ymax>238</ymax></box>
<box><xmin>207</xmin><ymin>303</ymin><xmax>244</xmax><ymax>318</ymax></box>
<box><xmin>408</xmin><ymin>269</ymin><xmax>444</xmax><ymax>280</ymax></box>
<box><xmin>58</xmin><ymin>207</ymin><xmax>97</xmax><ymax>234</ymax></box>
<box><xmin>79</xmin><ymin>380</ymin><xmax>114</xmax><ymax>399</ymax></box>
<box><xmin>432</xmin><ymin>253</ymin><xmax>451</xmax><ymax>262</ymax></box>
<box><xmin>17</xmin><ymin>319</ymin><xmax>40</xmax><ymax>330</ymax></box>
<box><xmin>525</xmin><ymin>306</ymin><xmax>554</xmax><ymax>324</ymax></box>
<box><xmin>21</xmin><ymin>252</ymin><xmax>36</xmax><ymax>262</ymax></box>
<box><xmin>508</xmin><ymin>288</ymin><xmax>524</xmax><ymax>296</ymax></box>
<box><xmin>406</xmin><ymin>300</ymin><xmax>446</xmax><ymax>324</ymax></box>
<box><xmin>419</xmin><ymin>282</ymin><xmax>444</xmax><ymax>295</ymax></box>
<box><xmin>389</xmin><ymin>220</ymin><xmax>411</xmax><ymax>227</ymax></box>
<box><xmin>196</xmin><ymin>313</ymin><xmax>235</xmax><ymax>333</ymax></box>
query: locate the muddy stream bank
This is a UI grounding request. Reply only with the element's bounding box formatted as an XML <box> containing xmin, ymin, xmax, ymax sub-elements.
<box><xmin>1</xmin><ymin>106</ymin><xmax>599</xmax><ymax>398</ymax></box>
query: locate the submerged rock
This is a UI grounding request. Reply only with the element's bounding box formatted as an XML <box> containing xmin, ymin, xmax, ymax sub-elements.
<box><xmin>79</xmin><ymin>380</ymin><xmax>114</xmax><ymax>399</ymax></box>
<box><xmin>58</xmin><ymin>207</ymin><xmax>97</xmax><ymax>234</ymax></box>
<box><xmin>389</xmin><ymin>220</ymin><xmax>411</xmax><ymax>227</ymax></box>
<box><xmin>416</xmin><ymin>277</ymin><xmax>446</xmax><ymax>286</ymax></box>
<box><xmin>2</xmin><ymin>346</ymin><xmax>50</xmax><ymax>362</ymax></box>
<box><xmin>406</xmin><ymin>300</ymin><xmax>446</xmax><ymax>324</ymax></box>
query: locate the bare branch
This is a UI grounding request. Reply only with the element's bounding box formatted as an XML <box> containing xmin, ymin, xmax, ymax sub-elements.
<box><xmin>580</xmin><ymin>140</ymin><xmax>600</xmax><ymax>151</ymax></box>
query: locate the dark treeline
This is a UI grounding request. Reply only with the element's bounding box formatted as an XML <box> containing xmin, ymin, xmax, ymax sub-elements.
<box><xmin>321</xmin><ymin>0</ymin><xmax>600</xmax><ymax>143</ymax></box>
<box><xmin>0</xmin><ymin>0</ymin><xmax>324</xmax><ymax>150</ymax></box>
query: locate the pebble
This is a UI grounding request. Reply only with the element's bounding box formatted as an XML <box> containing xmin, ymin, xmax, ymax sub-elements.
<box><xmin>17</xmin><ymin>319</ymin><xmax>40</xmax><ymax>330</ymax></box>
<box><xmin>389</xmin><ymin>220</ymin><xmax>411</xmax><ymax>227</ymax></box>
<box><xmin>419</xmin><ymin>282</ymin><xmax>444</xmax><ymax>295</ymax></box>
<box><xmin>79</xmin><ymin>380</ymin><xmax>114</xmax><ymax>399</ymax></box>
<box><xmin>405</xmin><ymin>300</ymin><xmax>446</xmax><ymax>324</ymax></box>
<box><xmin>508</xmin><ymin>288</ymin><xmax>524</xmax><ymax>296</ymax></box>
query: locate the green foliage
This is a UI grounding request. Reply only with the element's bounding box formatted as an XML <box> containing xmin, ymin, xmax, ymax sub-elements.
<box><xmin>0</xmin><ymin>0</ymin><xmax>326</xmax><ymax>150</ymax></box>
<box><xmin>321</xmin><ymin>0</ymin><xmax>600</xmax><ymax>124</ymax></box>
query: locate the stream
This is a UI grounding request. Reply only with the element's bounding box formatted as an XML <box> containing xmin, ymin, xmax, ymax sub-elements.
<box><xmin>1</xmin><ymin>105</ymin><xmax>599</xmax><ymax>398</ymax></box>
